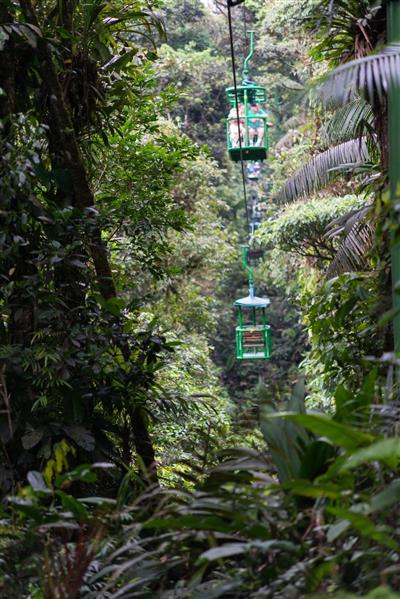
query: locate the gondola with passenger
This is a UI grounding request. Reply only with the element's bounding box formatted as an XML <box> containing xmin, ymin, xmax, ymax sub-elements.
<box><xmin>225</xmin><ymin>32</ymin><xmax>269</xmax><ymax>162</ymax></box>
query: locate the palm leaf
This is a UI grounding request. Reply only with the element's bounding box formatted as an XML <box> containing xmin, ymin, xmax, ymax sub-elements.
<box><xmin>320</xmin><ymin>99</ymin><xmax>373</xmax><ymax>148</ymax></box>
<box><xmin>319</xmin><ymin>43</ymin><xmax>400</xmax><ymax>106</ymax></box>
<box><xmin>274</xmin><ymin>139</ymin><xmax>369</xmax><ymax>204</ymax></box>
<box><xmin>325</xmin><ymin>205</ymin><xmax>371</xmax><ymax>239</ymax></box>
<box><xmin>326</xmin><ymin>214</ymin><xmax>375</xmax><ymax>278</ymax></box>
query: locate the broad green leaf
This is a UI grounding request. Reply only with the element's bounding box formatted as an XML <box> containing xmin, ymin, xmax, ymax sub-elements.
<box><xmin>327</xmin><ymin>518</ymin><xmax>351</xmax><ymax>543</ymax></box>
<box><xmin>340</xmin><ymin>438</ymin><xmax>400</xmax><ymax>471</ymax></box>
<box><xmin>369</xmin><ymin>480</ymin><xmax>400</xmax><ymax>513</ymax></box>
<box><xmin>55</xmin><ymin>464</ymin><xmax>97</xmax><ymax>487</ymax></box>
<box><xmin>198</xmin><ymin>542</ymin><xmax>247</xmax><ymax>562</ymax></box>
<box><xmin>266</xmin><ymin>412</ymin><xmax>374</xmax><ymax>450</ymax></box>
<box><xmin>8</xmin><ymin>498</ymin><xmax>43</xmax><ymax>523</ymax></box>
<box><xmin>334</xmin><ymin>369</ymin><xmax>376</xmax><ymax>424</ymax></box>
<box><xmin>327</xmin><ymin>506</ymin><xmax>398</xmax><ymax>550</ymax></box>
<box><xmin>284</xmin><ymin>479</ymin><xmax>342</xmax><ymax>499</ymax></box>
<box><xmin>56</xmin><ymin>491</ymin><xmax>90</xmax><ymax>521</ymax></box>
<box><xmin>144</xmin><ymin>515</ymin><xmax>232</xmax><ymax>533</ymax></box>
<box><xmin>103</xmin><ymin>296</ymin><xmax>126</xmax><ymax>316</ymax></box>
<box><xmin>198</xmin><ymin>540</ymin><xmax>298</xmax><ymax>563</ymax></box>
<box><xmin>379</xmin><ymin>307</ymin><xmax>400</xmax><ymax>327</ymax></box>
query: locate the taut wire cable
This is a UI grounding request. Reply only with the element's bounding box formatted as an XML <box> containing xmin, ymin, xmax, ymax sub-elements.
<box><xmin>227</xmin><ymin>0</ymin><xmax>250</xmax><ymax>233</ymax></box>
<box><xmin>243</xmin><ymin>2</ymin><xmax>247</xmax><ymax>54</ymax></box>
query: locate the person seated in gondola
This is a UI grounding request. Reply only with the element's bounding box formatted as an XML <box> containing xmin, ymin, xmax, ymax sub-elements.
<box><xmin>248</xmin><ymin>103</ymin><xmax>265</xmax><ymax>147</ymax></box>
<box><xmin>247</xmin><ymin>161</ymin><xmax>261</xmax><ymax>179</ymax></box>
<box><xmin>228</xmin><ymin>103</ymin><xmax>245</xmax><ymax>147</ymax></box>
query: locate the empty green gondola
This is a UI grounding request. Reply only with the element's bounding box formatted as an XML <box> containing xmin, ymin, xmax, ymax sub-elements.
<box><xmin>235</xmin><ymin>246</ymin><xmax>271</xmax><ymax>360</ymax></box>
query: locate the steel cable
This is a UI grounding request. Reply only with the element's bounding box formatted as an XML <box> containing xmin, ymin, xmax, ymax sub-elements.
<box><xmin>227</xmin><ymin>0</ymin><xmax>250</xmax><ymax>233</ymax></box>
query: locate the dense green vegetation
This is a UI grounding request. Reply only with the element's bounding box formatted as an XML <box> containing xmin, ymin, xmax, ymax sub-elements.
<box><xmin>1</xmin><ymin>0</ymin><xmax>400</xmax><ymax>596</ymax></box>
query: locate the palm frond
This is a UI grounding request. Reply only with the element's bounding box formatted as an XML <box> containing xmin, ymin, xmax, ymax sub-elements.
<box><xmin>274</xmin><ymin>139</ymin><xmax>369</xmax><ymax>204</ymax></box>
<box><xmin>326</xmin><ymin>214</ymin><xmax>375</xmax><ymax>278</ymax></box>
<box><xmin>319</xmin><ymin>100</ymin><xmax>373</xmax><ymax>148</ymax></box>
<box><xmin>319</xmin><ymin>43</ymin><xmax>400</xmax><ymax>106</ymax></box>
<box><xmin>325</xmin><ymin>205</ymin><xmax>372</xmax><ymax>239</ymax></box>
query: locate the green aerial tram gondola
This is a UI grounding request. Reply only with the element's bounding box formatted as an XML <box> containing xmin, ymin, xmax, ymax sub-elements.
<box><xmin>235</xmin><ymin>246</ymin><xmax>271</xmax><ymax>360</ymax></box>
<box><xmin>225</xmin><ymin>31</ymin><xmax>269</xmax><ymax>162</ymax></box>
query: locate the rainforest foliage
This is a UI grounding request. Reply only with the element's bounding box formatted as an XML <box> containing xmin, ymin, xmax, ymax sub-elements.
<box><xmin>1</xmin><ymin>0</ymin><xmax>400</xmax><ymax>597</ymax></box>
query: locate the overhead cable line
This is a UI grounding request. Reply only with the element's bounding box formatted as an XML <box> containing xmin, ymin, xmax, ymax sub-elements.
<box><xmin>226</xmin><ymin>0</ymin><xmax>250</xmax><ymax>233</ymax></box>
<box><xmin>243</xmin><ymin>2</ymin><xmax>247</xmax><ymax>54</ymax></box>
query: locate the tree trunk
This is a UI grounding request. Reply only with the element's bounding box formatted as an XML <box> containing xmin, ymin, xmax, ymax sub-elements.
<box><xmin>131</xmin><ymin>407</ymin><xmax>158</xmax><ymax>481</ymax></box>
<box><xmin>19</xmin><ymin>0</ymin><xmax>159</xmax><ymax>484</ymax></box>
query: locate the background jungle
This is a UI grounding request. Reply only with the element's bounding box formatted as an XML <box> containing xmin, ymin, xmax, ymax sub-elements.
<box><xmin>1</xmin><ymin>0</ymin><xmax>400</xmax><ymax>597</ymax></box>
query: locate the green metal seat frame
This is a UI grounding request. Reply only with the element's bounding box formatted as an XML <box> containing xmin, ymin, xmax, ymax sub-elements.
<box><xmin>235</xmin><ymin>308</ymin><xmax>272</xmax><ymax>360</ymax></box>
<box><xmin>234</xmin><ymin>246</ymin><xmax>271</xmax><ymax>360</ymax></box>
